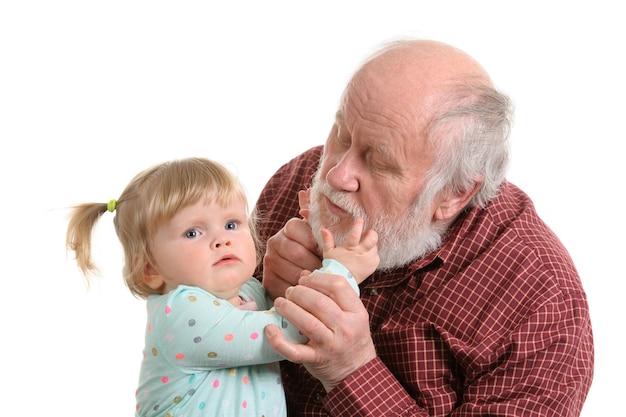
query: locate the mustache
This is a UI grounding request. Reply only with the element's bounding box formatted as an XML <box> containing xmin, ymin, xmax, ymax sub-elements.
<box><xmin>315</xmin><ymin>181</ymin><xmax>366</xmax><ymax>220</ymax></box>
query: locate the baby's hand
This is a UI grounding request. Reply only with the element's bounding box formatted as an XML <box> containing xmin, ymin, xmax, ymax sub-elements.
<box><xmin>321</xmin><ymin>218</ymin><xmax>379</xmax><ymax>283</ymax></box>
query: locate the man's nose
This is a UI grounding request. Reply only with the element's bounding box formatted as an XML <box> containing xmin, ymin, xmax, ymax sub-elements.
<box><xmin>326</xmin><ymin>151</ymin><xmax>360</xmax><ymax>192</ymax></box>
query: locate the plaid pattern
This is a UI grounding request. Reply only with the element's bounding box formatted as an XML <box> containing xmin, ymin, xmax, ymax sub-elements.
<box><xmin>254</xmin><ymin>146</ymin><xmax>593</xmax><ymax>417</ymax></box>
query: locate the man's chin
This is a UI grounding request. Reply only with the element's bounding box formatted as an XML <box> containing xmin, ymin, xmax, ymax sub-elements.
<box><xmin>309</xmin><ymin>210</ymin><xmax>347</xmax><ymax>247</ymax></box>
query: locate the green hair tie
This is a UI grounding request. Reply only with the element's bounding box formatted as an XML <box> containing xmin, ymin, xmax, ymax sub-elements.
<box><xmin>107</xmin><ymin>199</ymin><xmax>117</xmax><ymax>213</ymax></box>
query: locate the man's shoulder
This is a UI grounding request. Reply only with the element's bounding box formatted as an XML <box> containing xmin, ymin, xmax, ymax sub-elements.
<box><xmin>255</xmin><ymin>145</ymin><xmax>323</xmax><ymax>219</ymax></box>
<box><xmin>280</xmin><ymin>145</ymin><xmax>323</xmax><ymax>176</ymax></box>
<box><xmin>476</xmin><ymin>181</ymin><xmax>581</xmax><ymax>286</ymax></box>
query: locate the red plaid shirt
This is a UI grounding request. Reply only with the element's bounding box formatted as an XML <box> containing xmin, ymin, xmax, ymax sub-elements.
<box><xmin>254</xmin><ymin>146</ymin><xmax>593</xmax><ymax>417</ymax></box>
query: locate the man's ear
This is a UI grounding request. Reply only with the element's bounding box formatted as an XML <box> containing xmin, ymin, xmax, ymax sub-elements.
<box><xmin>143</xmin><ymin>262</ymin><xmax>165</xmax><ymax>291</ymax></box>
<box><xmin>433</xmin><ymin>177</ymin><xmax>482</xmax><ymax>222</ymax></box>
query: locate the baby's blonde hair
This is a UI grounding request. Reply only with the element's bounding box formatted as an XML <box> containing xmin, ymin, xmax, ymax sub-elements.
<box><xmin>66</xmin><ymin>157</ymin><xmax>257</xmax><ymax>298</ymax></box>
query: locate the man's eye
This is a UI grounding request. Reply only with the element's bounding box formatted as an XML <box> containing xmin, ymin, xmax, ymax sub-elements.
<box><xmin>225</xmin><ymin>221</ymin><xmax>237</xmax><ymax>231</ymax></box>
<box><xmin>185</xmin><ymin>229</ymin><xmax>199</xmax><ymax>239</ymax></box>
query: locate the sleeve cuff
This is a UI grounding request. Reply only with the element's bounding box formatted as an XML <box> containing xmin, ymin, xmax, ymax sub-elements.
<box><xmin>317</xmin><ymin>258</ymin><xmax>360</xmax><ymax>295</ymax></box>
<box><xmin>322</xmin><ymin>357</ymin><xmax>426</xmax><ymax>416</ymax></box>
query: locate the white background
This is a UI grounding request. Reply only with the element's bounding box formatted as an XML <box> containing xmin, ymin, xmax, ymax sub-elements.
<box><xmin>1</xmin><ymin>1</ymin><xmax>622</xmax><ymax>415</ymax></box>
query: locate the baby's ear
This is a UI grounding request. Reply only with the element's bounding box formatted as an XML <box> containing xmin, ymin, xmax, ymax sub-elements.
<box><xmin>142</xmin><ymin>262</ymin><xmax>165</xmax><ymax>291</ymax></box>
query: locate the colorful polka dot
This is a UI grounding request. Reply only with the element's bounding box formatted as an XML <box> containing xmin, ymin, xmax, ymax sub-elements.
<box><xmin>175</xmin><ymin>353</ymin><xmax>184</xmax><ymax>360</ymax></box>
<box><xmin>242</xmin><ymin>400</ymin><xmax>248</xmax><ymax>409</ymax></box>
<box><xmin>194</xmin><ymin>336</ymin><xmax>202</xmax><ymax>343</ymax></box>
<box><xmin>207</xmin><ymin>352</ymin><xmax>217</xmax><ymax>358</ymax></box>
<box><xmin>188</xmin><ymin>295</ymin><xmax>197</xmax><ymax>302</ymax></box>
<box><xmin>242</xmin><ymin>375</ymin><xmax>249</xmax><ymax>385</ymax></box>
<box><xmin>250</xmin><ymin>332</ymin><xmax>259</xmax><ymax>340</ymax></box>
<box><xmin>188</xmin><ymin>319</ymin><xmax>196</xmax><ymax>326</ymax></box>
<box><xmin>164</xmin><ymin>306</ymin><xmax>171</xmax><ymax>314</ymax></box>
<box><xmin>213</xmin><ymin>380</ymin><xmax>220</xmax><ymax>388</ymax></box>
<box><xmin>224</xmin><ymin>333</ymin><xmax>234</xmax><ymax>342</ymax></box>
<box><xmin>151</xmin><ymin>347</ymin><xmax>158</xmax><ymax>356</ymax></box>
<box><xmin>213</xmin><ymin>300</ymin><xmax>221</xmax><ymax>307</ymax></box>
<box><xmin>161</xmin><ymin>376</ymin><xmax>169</xmax><ymax>384</ymax></box>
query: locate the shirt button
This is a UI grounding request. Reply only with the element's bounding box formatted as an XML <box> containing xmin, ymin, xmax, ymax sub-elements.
<box><xmin>367</xmin><ymin>288</ymin><xmax>379</xmax><ymax>296</ymax></box>
<box><xmin>314</xmin><ymin>392</ymin><xmax>324</xmax><ymax>404</ymax></box>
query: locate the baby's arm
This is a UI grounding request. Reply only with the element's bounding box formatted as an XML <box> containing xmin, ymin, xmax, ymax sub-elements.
<box><xmin>156</xmin><ymin>284</ymin><xmax>308</xmax><ymax>371</ymax></box>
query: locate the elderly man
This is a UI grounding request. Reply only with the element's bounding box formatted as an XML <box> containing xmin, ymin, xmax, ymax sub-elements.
<box><xmin>255</xmin><ymin>39</ymin><xmax>593</xmax><ymax>416</ymax></box>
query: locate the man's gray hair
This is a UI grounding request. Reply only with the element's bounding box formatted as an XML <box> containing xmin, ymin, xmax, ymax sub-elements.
<box><xmin>424</xmin><ymin>80</ymin><xmax>514</xmax><ymax>209</ymax></box>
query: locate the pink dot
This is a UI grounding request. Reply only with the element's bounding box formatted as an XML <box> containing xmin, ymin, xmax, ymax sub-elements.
<box><xmin>164</xmin><ymin>306</ymin><xmax>172</xmax><ymax>314</ymax></box>
<box><xmin>213</xmin><ymin>379</ymin><xmax>220</xmax><ymax>388</ymax></box>
<box><xmin>175</xmin><ymin>353</ymin><xmax>184</xmax><ymax>360</ymax></box>
<box><xmin>161</xmin><ymin>376</ymin><xmax>169</xmax><ymax>384</ymax></box>
<box><xmin>224</xmin><ymin>334</ymin><xmax>234</xmax><ymax>342</ymax></box>
<box><xmin>242</xmin><ymin>400</ymin><xmax>248</xmax><ymax>409</ymax></box>
<box><xmin>250</xmin><ymin>332</ymin><xmax>259</xmax><ymax>340</ymax></box>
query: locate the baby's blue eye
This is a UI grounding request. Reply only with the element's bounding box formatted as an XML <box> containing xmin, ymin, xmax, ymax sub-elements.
<box><xmin>185</xmin><ymin>229</ymin><xmax>199</xmax><ymax>239</ymax></box>
<box><xmin>225</xmin><ymin>221</ymin><xmax>237</xmax><ymax>231</ymax></box>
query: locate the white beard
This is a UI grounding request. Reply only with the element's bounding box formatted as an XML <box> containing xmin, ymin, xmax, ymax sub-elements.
<box><xmin>307</xmin><ymin>170</ymin><xmax>446</xmax><ymax>271</ymax></box>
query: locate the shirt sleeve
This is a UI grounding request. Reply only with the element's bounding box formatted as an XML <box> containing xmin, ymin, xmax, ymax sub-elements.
<box><xmin>323</xmin><ymin>289</ymin><xmax>593</xmax><ymax>416</ymax></box>
<box><xmin>150</xmin><ymin>283</ymin><xmax>308</xmax><ymax>372</ymax></box>
<box><xmin>450</xmin><ymin>292</ymin><xmax>593</xmax><ymax>416</ymax></box>
<box><xmin>324</xmin><ymin>357</ymin><xmax>430</xmax><ymax>416</ymax></box>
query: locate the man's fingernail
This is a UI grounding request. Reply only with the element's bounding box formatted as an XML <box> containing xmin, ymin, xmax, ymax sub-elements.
<box><xmin>285</xmin><ymin>287</ymin><xmax>293</xmax><ymax>297</ymax></box>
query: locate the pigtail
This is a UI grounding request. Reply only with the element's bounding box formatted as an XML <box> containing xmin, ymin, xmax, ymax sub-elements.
<box><xmin>66</xmin><ymin>202</ymin><xmax>110</xmax><ymax>281</ymax></box>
